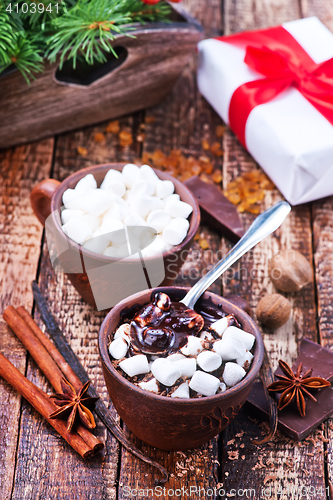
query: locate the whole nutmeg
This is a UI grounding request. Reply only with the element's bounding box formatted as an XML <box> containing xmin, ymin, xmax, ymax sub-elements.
<box><xmin>256</xmin><ymin>293</ymin><xmax>291</xmax><ymax>329</ymax></box>
<box><xmin>268</xmin><ymin>250</ymin><xmax>312</xmax><ymax>292</ymax></box>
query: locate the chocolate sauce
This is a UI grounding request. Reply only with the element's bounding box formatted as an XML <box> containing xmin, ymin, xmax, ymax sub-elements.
<box><xmin>130</xmin><ymin>292</ymin><xmax>205</xmax><ymax>355</ymax></box>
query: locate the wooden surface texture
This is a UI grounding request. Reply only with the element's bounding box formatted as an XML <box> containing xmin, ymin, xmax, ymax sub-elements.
<box><xmin>1</xmin><ymin>0</ymin><xmax>333</xmax><ymax>498</ymax></box>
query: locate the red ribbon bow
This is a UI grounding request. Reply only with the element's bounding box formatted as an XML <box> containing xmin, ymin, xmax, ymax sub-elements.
<box><xmin>218</xmin><ymin>26</ymin><xmax>333</xmax><ymax>147</ymax></box>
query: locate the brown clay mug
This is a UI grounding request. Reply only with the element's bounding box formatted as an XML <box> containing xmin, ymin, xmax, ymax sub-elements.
<box><xmin>99</xmin><ymin>286</ymin><xmax>264</xmax><ymax>450</ymax></box>
<box><xmin>30</xmin><ymin>164</ymin><xmax>200</xmax><ymax>308</ymax></box>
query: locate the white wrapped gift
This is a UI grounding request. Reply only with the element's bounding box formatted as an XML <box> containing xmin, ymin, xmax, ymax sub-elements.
<box><xmin>197</xmin><ymin>17</ymin><xmax>333</xmax><ymax>205</ymax></box>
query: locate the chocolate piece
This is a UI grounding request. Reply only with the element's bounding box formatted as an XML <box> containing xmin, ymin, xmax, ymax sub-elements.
<box><xmin>130</xmin><ymin>293</ymin><xmax>205</xmax><ymax>354</ymax></box>
<box><xmin>224</xmin><ymin>294</ymin><xmax>252</xmax><ymax>316</ymax></box>
<box><xmin>184</xmin><ymin>176</ymin><xmax>244</xmax><ymax>242</ymax></box>
<box><xmin>247</xmin><ymin>339</ymin><xmax>333</xmax><ymax>440</ymax></box>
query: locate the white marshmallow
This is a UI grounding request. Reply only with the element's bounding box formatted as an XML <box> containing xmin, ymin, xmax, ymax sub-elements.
<box><xmin>123</xmin><ymin>190</ymin><xmax>132</xmax><ymax>203</ymax></box>
<box><xmin>139</xmin><ymin>378</ymin><xmax>159</xmax><ymax>393</ymax></box>
<box><xmin>122</xmin><ymin>163</ymin><xmax>141</xmax><ymax>188</ymax></box>
<box><xmin>197</xmin><ymin>351</ymin><xmax>222</xmax><ymax>372</ymax></box>
<box><xmin>103</xmin><ymin>246</ymin><xmax>118</xmax><ymax>258</ymax></box>
<box><xmin>210</xmin><ymin>317</ymin><xmax>229</xmax><ymax>336</ymax></box>
<box><xmin>140</xmin><ymin>228</ymin><xmax>156</xmax><ymax>250</ymax></box>
<box><xmin>119</xmin><ymin>354</ymin><xmax>150</xmax><ymax>377</ymax></box>
<box><xmin>82</xmin><ymin>233</ymin><xmax>109</xmax><ymax>254</ymax></box>
<box><xmin>219</xmin><ymin>382</ymin><xmax>227</xmax><ymax>393</ymax></box>
<box><xmin>223</xmin><ymin>326</ymin><xmax>255</xmax><ymax>351</ymax></box>
<box><xmin>81</xmin><ymin>214</ymin><xmax>101</xmax><ymax>233</ymax></box>
<box><xmin>162</xmin><ymin>218</ymin><xmax>189</xmax><ymax>246</ymax></box>
<box><xmin>223</xmin><ymin>362</ymin><xmax>246</xmax><ymax>387</ymax></box>
<box><xmin>180</xmin><ymin>336</ymin><xmax>203</xmax><ymax>356</ymax></box>
<box><xmin>103</xmin><ymin>203</ymin><xmax>129</xmax><ymax>222</ymax></box>
<box><xmin>155</xmin><ymin>179</ymin><xmax>174</xmax><ymax>199</ymax></box>
<box><xmin>167</xmin><ymin>353</ymin><xmax>186</xmax><ymax>363</ymax></box>
<box><xmin>166</xmin><ymin>199</ymin><xmax>193</xmax><ymax>219</ymax></box>
<box><xmin>130</xmin><ymin>195</ymin><xmax>154</xmax><ymax>220</ymax></box>
<box><xmin>108</xmin><ymin>338</ymin><xmax>128</xmax><ymax>359</ymax></box>
<box><xmin>172</xmin><ymin>357</ymin><xmax>197</xmax><ymax>378</ymax></box>
<box><xmin>139</xmin><ymin>164</ymin><xmax>159</xmax><ymax>182</ymax></box>
<box><xmin>171</xmin><ymin>381</ymin><xmax>190</xmax><ymax>399</ymax></box>
<box><xmin>100</xmin><ymin>169</ymin><xmax>126</xmax><ymax>189</ymax></box>
<box><xmin>130</xmin><ymin>180</ymin><xmax>155</xmax><ymax>198</ymax></box>
<box><xmin>62</xmin><ymin>217</ymin><xmax>93</xmax><ymax>245</ymax></box>
<box><xmin>150</xmin><ymin>196</ymin><xmax>164</xmax><ymax>211</ymax></box>
<box><xmin>213</xmin><ymin>338</ymin><xmax>246</xmax><ymax>361</ymax></box>
<box><xmin>114</xmin><ymin>323</ymin><xmax>130</xmax><ymax>341</ymax></box>
<box><xmin>104</xmin><ymin>181</ymin><xmax>126</xmax><ymax>198</ymax></box>
<box><xmin>115</xmin><ymin>243</ymin><xmax>130</xmax><ymax>258</ymax></box>
<box><xmin>189</xmin><ymin>371</ymin><xmax>220</xmax><ymax>396</ymax></box>
<box><xmin>163</xmin><ymin>194</ymin><xmax>180</xmax><ymax>209</ymax></box>
<box><xmin>123</xmin><ymin>213</ymin><xmax>147</xmax><ymax>227</ymax></box>
<box><xmin>141</xmin><ymin>235</ymin><xmax>166</xmax><ymax>258</ymax></box>
<box><xmin>151</xmin><ymin>358</ymin><xmax>181</xmax><ymax>386</ymax></box>
<box><xmin>61</xmin><ymin>209</ymin><xmax>85</xmax><ymax>225</ymax></box>
<box><xmin>146</xmin><ymin>210</ymin><xmax>172</xmax><ymax>233</ymax></box>
<box><xmin>200</xmin><ymin>330</ymin><xmax>214</xmax><ymax>341</ymax></box>
<box><xmin>236</xmin><ymin>351</ymin><xmax>254</xmax><ymax>370</ymax></box>
<box><xmin>127</xmin><ymin>230</ymin><xmax>141</xmax><ymax>253</ymax></box>
<box><xmin>114</xmin><ymin>195</ymin><xmax>128</xmax><ymax>207</ymax></box>
<box><xmin>100</xmin><ymin>219</ymin><xmax>126</xmax><ymax>244</ymax></box>
<box><xmin>75</xmin><ymin>174</ymin><xmax>97</xmax><ymax>192</ymax></box>
<box><xmin>100</xmin><ymin>169</ymin><xmax>123</xmax><ymax>189</ymax></box>
<box><xmin>62</xmin><ymin>188</ymin><xmax>85</xmax><ymax>210</ymax></box>
<box><xmin>79</xmin><ymin>189</ymin><xmax>114</xmax><ymax>216</ymax></box>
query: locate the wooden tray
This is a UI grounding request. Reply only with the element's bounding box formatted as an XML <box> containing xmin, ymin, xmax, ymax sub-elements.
<box><xmin>0</xmin><ymin>6</ymin><xmax>203</xmax><ymax>149</ymax></box>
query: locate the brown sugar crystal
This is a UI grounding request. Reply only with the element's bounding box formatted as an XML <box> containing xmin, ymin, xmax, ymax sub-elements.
<box><xmin>224</xmin><ymin>169</ymin><xmax>275</xmax><ymax>214</ymax></box>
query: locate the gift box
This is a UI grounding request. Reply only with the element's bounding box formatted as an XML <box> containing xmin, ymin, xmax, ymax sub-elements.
<box><xmin>197</xmin><ymin>17</ymin><xmax>333</xmax><ymax>205</ymax></box>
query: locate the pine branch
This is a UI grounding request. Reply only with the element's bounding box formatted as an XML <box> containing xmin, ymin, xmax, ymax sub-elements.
<box><xmin>0</xmin><ymin>0</ymin><xmax>172</xmax><ymax>82</ymax></box>
<box><xmin>19</xmin><ymin>0</ymin><xmax>76</xmax><ymax>29</ymax></box>
<box><xmin>5</xmin><ymin>34</ymin><xmax>44</xmax><ymax>83</ymax></box>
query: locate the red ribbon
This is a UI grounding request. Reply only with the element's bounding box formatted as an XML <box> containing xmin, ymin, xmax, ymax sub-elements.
<box><xmin>216</xmin><ymin>26</ymin><xmax>333</xmax><ymax>147</ymax></box>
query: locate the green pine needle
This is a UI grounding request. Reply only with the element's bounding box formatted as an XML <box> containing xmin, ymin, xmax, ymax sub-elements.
<box><xmin>0</xmin><ymin>0</ymin><xmax>172</xmax><ymax>82</ymax></box>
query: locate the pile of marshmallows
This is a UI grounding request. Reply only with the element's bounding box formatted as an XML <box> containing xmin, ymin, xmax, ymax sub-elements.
<box><xmin>60</xmin><ymin>164</ymin><xmax>193</xmax><ymax>258</ymax></box>
<box><xmin>109</xmin><ymin>315</ymin><xmax>255</xmax><ymax>398</ymax></box>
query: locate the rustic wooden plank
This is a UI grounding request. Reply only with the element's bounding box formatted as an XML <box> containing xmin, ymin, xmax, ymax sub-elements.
<box><xmin>0</xmin><ymin>139</ymin><xmax>54</xmax><ymax>499</ymax></box>
<box><xmin>182</xmin><ymin>0</ymin><xmax>223</xmax><ymax>36</ymax></box>
<box><xmin>220</xmin><ymin>0</ymin><xmax>326</xmax><ymax>496</ymax></box>
<box><xmin>301</xmin><ymin>2</ymin><xmax>333</xmax><ymax>497</ymax></box>
<box><xmin>118</xmin><ymin>0</ymin><xmax>225</xmax><ymax>496</ymax></box>
<box><xmin>224</xmin><ymin>0</ymin><xmax>300</xmax><ymax>34</ymax></box>
<box><xmin>312</xmin><ymin>197</ymin><xmax>333</xmax><ymax>500</ymax></box>
<box><xmin>312</xmin><ymin>198</ymin><xmax>333</xmax><ymax>350</ymax></box>
<box><xmin>9</xmin><ymin>117</ymin><xmax>144</xmax><ymax>500</ymax></box>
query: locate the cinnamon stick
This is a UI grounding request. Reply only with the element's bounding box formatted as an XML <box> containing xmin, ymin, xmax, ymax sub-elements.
<box><xmin>0</xmin><ymin>352</ymin><xmax>102</xmax><ymax>458</ymax></box>
<box><xmin>16</xmin><ymin>306</ymin><xmax>81</xmax><ymax>393</ymax></box>
<box><xmin>3</xmin><ymin>306</ymin><xmax>64</xmax><ymax>393</ymax></box>
<box><xmin>3</xmin><ymin>306</ymin><xmax>104</xmax><ymax>454</ymax></box>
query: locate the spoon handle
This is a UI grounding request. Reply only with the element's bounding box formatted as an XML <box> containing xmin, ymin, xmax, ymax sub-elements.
<box><xmin>180</xmin><ymin>201</ymin><xmax>291</xmax><ymax>309</ymax></box>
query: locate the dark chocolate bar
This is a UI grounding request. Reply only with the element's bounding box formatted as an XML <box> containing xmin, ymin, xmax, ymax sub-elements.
<box><xmin>184</xmin><ymin>176</ymin><xmax>244</xmax><ymax>242</ymax></box>
<box><xmin>247</xmin><ymin>338</ymin><xmax>333</xmax><ymax>440</ymax></box>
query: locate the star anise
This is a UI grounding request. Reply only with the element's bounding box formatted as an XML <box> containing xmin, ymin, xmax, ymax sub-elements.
<box><xmin>267</xmin><ymin>360</ymin><xmax>330</xmax><ymax>417</ymax></box>
<box><xmin>49</xmin><ymin>378</ymin><xmax>99</xmax><ymax>432</ymax></box>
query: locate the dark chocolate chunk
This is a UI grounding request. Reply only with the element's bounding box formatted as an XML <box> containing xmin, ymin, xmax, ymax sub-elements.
<box><xmin>247</xmin><ymin>339</ymin><xmax>333</xmax><ymax>440</ymax></box>
<box><xmin>184</xmin><ymin>176</ymin><xmax>244</xmax><ymax>242</ymax></box>
<box><xmin>130</xmin><ymin>293</ymin><xmax>204</xmax><ymax>354</ymax></box>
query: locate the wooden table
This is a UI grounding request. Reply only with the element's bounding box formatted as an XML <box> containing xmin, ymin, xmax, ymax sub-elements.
<box><xmin>1</xmin><ymin>0</ymin><xmax>333</xmax><ymax>498</ymax></box>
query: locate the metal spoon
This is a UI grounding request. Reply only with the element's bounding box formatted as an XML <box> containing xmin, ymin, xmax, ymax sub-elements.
<box><xmin>181</xmin><ymin>200</ymin><xmax>291</xmax><ymax>309</ymax></box>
